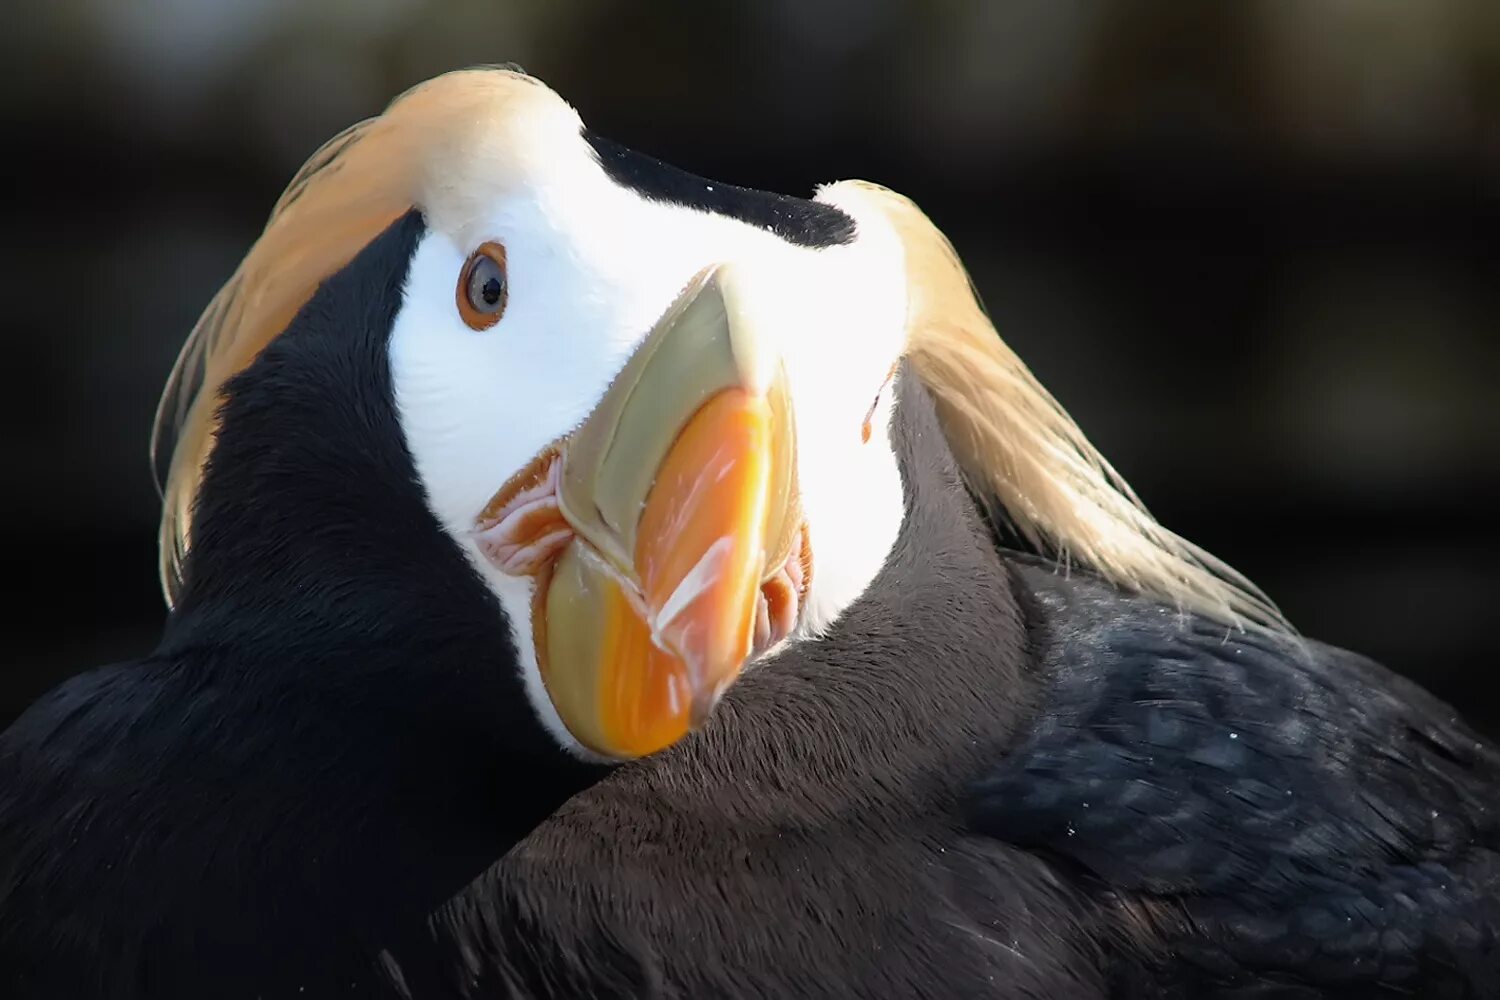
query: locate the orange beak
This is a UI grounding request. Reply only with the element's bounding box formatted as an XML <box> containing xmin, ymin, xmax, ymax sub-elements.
<box><xmin>538</xmin><ymin>267</ymin><xmax>801</xmax><ymax>759</ymax></box>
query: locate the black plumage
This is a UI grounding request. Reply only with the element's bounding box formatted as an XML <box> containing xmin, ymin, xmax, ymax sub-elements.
<box><xmin>973</xmin><ymin>559</ymin><xmax>1500</xmax><ymax>997</ymax></box>
<box><xmin>582</xmin><ymin>130</ymin><xmax>858</xmax><ymax>248</ymax></box>
<box><xmin>2</xmin><ymin>209</ymin><xmax>1494</xmax><ymax>999</ymax></box>
<box><xmin>0</xmin><ymin>213</ymin><xmax>604</xmax><ymax>997</ymax></box>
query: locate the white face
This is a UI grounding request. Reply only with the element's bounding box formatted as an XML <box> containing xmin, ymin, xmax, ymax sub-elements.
<box><xmin>387</xmin><ymin>131</ymin><xmax>911</xmax><ymax>759</ymax></box>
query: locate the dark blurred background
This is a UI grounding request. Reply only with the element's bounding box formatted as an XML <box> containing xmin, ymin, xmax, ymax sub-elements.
<box><xmin>3</xmin><ymin>1</ymin><xmax>1496</xmax><ymax>734</ymax></box>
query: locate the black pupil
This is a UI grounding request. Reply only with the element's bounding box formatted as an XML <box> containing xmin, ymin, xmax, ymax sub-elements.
<box><xmin>471</xmin><ymin>259</ymin><xmax>504</xmax><ymax>310</ymax></box>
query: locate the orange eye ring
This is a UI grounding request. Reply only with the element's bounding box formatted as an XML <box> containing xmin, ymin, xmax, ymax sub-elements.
<box><xmin>456</xmin><ymin>242</ymin><xmax>508</xmax><ymax>330</ymax></box>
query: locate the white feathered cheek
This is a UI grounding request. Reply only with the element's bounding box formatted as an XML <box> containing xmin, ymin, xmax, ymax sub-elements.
<box><xmin>394</xmin><ymin>200</ymin><xmax>912</xmax><ymax>763</ymax></box>
<box><xmin>407</xmin><ymin>252</ymin><xmax>814</xmax><ymax>764</ymax></box>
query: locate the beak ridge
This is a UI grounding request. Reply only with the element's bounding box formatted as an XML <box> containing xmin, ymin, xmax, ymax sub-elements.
<box><xmin>537</xmin><ymin>266</ymin><xmax>800</xmax><ymax>758</ymax></box>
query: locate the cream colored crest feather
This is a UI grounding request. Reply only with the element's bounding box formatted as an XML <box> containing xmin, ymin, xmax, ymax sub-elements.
<box><xmin>838</xmin><ymin>180</ymin><xmax>1289</xmax><ymax>632</ymax></box>
<box><xmin>151</xmin><ymin>67</ymin><xmax>561</xmax><ymax>605</ymax></box>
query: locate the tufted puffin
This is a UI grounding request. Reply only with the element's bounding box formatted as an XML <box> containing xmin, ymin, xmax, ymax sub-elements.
<box><xmin>2</xmin><ymin>67</ymin><xmax>1495</xmax><ymax>999</ymax></box>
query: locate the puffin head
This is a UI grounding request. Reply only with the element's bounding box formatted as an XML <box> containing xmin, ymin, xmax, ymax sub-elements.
<box><xmin>380</xmin><ymin>100</ymin><xmax>915</xmax><ymax>762</ymax></box>
<box><xmin>154</xmin><ymin>67</ymin><xmax>1284</xmax><ymax>764</ymax></box>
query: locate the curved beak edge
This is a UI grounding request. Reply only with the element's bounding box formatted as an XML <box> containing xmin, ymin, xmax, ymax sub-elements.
<box><xmin>539</xmin><ymin>267</ymin><xmax>800</xmax><ymax>760</ymax></box>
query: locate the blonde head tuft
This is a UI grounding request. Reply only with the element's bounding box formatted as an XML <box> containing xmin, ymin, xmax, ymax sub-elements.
<box><xmin>151</xmin><ymin>66</ymin><xmax>570</xmax><ymax>606</ymax></box>
<box><xmin>831</xmin><ymin>181</ymin><xmax>1291</xmax><ymax>633</ymax></box>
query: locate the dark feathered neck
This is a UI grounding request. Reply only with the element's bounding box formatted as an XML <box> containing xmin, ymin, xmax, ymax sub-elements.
<box><xmin>165</xmin><ymin>213</ymin><xmax>462</xmax><ymax>651</ymax></box>
<box><xmin>702</xmin><ymin>368</ymin><xmax>1034</xmax><ymax>801</ymax></box>
<box><xmin>529</xmin><ymin>369</ymin><xmax>1033</xmax><ymax>838</ymax></box>
<box><xmin>410</xmin><ymin>370</ymin><xmax>1040</xmax><ymax>997</ymax></box>
<box><xmin>154</xmin><ymin>209</ymin><xmax>598</xmax><ymax>870</ymax></box>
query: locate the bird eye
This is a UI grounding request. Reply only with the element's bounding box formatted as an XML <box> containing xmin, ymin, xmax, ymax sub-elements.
<box><xmin>456</xmin><ymin>242</ymin><xmax>508</xmax><ymax>330</ymax></box>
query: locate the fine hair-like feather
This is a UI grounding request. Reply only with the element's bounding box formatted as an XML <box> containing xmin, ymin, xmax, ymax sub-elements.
<box><xmin>837</xmin><ymin>181</ymin><xmax>1290</xmax><ymax>632</ymax></box>
<box><xmin>150</xmin><ymin>67</ymin><xmax>555</xmax><ymax>605</ymax></box>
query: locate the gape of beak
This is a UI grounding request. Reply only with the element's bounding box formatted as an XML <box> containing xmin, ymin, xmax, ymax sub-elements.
<box><xmin>474</xmin><ymin>267</ymin><xmax>810</xmax><ymax>760</ymax></box>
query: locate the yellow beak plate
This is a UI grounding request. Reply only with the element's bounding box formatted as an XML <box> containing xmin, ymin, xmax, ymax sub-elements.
<box><xmin>537</xmin><ymin>267</ymin><xmax>800</xmax><ymax>759</ymax></box>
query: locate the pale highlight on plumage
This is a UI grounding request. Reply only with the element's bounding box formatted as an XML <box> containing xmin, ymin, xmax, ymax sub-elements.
<box><xmin>833</xmin><ymin>181</ymin><xmax>1292</xmax><ymax>632</ymax></box>
<box><xmin>151</xmin><ymin>67</ymin><xmax>565</xmax><ymax>605</ymax></box>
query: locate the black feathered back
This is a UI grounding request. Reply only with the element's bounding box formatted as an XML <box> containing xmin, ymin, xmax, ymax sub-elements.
<box><xmin>972</xmin><ymin>558</ymin><xmax>1500</xmax><ymax>997</ymax></box>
